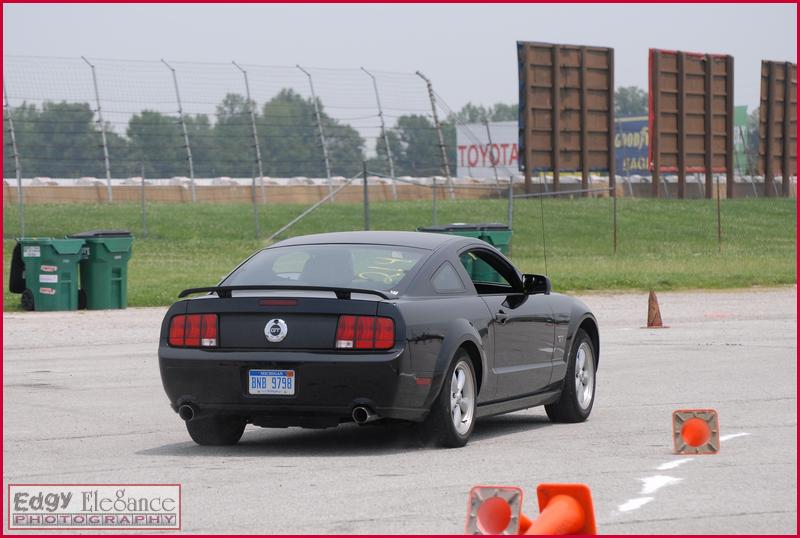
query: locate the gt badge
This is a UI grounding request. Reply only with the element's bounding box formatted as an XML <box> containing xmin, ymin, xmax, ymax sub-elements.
<box><xmin>265</xmin><ymin>318</ymin><xmax>288</xmax><ymax>343</ymax></box>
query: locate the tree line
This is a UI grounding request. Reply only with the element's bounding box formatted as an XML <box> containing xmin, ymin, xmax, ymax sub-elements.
<box><xmin>10</xmin><ymin>86</ymin><xmax>729</xmax><ymax>180</ymax></box>
<box><xmin>2</xmin><ymin>90</ymin><xmax>518</xmax><ymax>180</ymax></box>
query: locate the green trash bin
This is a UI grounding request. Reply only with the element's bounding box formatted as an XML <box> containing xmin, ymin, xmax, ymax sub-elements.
<box><xmin>417</xmin><ymin>223</ymin><xmax>512</xmax><ymax>283</ymax></box>
<box><xmin>68</xmin><ymin>230</ymin><xmax>133</xmax><ymax>310</ymax></box>
<box><xmin>11</xmin><ymin>238</ymin><xmax>85</xmax><ymax>311</ymax></box>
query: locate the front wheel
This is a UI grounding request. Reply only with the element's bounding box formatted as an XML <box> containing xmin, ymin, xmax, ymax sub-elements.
<box><xmin>185</xmin><ymin>416</ymin><xmax>246</xmax><ymax>446</ymax></box>
<box><xmin>421</xmin><ymin>351</ymin><xmax>477</xmax><ymax>448</ymax></box>
<box><xmin>545</xmin><ymin>329</ymin><xmax>596</xmax><ymax>423</ymax></box>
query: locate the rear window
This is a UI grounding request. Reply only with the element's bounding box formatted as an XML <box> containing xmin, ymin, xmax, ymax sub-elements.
<box><xmin>223</xmin><ymin>244</ymin><xmax>427</xmax><ymax>291</ymax></box>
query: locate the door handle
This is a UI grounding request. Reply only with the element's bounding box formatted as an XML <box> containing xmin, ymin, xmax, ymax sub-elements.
<box><xmin>495</xmin><ymin>311</ymin><xmax>509</xmax><ymax>324</ymax></box>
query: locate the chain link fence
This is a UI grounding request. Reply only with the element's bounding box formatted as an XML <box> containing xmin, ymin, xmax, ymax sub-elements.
<box><xmin>3</xmin><ymin>56</ymin><xmax>796</xmax><ymax>287</ymax></box>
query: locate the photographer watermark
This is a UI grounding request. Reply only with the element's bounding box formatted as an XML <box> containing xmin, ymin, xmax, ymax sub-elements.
<box><xmin>8</xmin><ymin>484</ymin><xmax>181</xmax><ymax>530</ymax></box>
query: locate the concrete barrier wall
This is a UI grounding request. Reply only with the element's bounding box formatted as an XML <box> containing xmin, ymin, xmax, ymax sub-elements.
<box><xmin>3</xmin><ymin>180</ymin><xmax>794</xmax><ymax>205</ymax></box>
<box><xmin>2</xmin><ymin>183</ymin><xmax>489</xmax><ymax>205</ymax></box>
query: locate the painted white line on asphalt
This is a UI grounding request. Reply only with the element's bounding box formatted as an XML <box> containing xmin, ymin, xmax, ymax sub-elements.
<box><xmin>720</xmin><ymin>432</ymin><xmax>751</xmax><ymax>442</ymax></box>
<box><xmin>656</xmin><ymin>458</ymin><xmax>693</xmax><ymax>470</ymax></box>
<box><xmin>615</xmin><ymin>434</ymin><xmax>753</xmax><ymax>514</ymax></box>
<box><xmin>618</xmin><ymin>497</ymin><xmax>654</xmax><ymax>512</ymax></box>
<box><xmin>639</xmin><ymin>475</ymin><xmax>682</xmax><ymax>495</ymax></box>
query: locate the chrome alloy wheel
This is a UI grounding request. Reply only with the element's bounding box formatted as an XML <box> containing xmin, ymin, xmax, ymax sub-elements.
<box><xmin>450</xmin><ymin>361</ymin><xmax>475</xmax><ymax>435</ymax></box>
<box><xmin>574</xmin><ymin>342</ymin><xmax>595</xmax><ymax>410</ymax></box>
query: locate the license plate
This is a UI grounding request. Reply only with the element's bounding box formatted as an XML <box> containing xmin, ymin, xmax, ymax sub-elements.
<box><xmin>248</xmin><ymin>369</ymin><xmax>295</xmax><ymax>395</ymax></box>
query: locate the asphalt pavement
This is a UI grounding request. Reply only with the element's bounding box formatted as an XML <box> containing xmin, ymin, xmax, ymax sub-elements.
<box><xmin>3</xmin><ymin>287</ymin><xmax>797</xmax><ymax>534</ymax></box>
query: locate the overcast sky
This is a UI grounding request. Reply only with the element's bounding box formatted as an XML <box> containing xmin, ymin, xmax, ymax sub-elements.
<box><xmin>3</xmin><ymin>3</ymin><xmax>797</xmax><ymax>111</ymax></box>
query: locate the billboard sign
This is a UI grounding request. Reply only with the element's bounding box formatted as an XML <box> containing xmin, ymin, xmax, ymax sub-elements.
<box><xmin>517</xmin><ymin>41</ymin><xmax>615</xmax><ymax>192</ymax></box>
<box><xmin>758</xmin><ymin>60</ymin><xmax>797</xmax><ymax>196</ymax></box>
<box><xmin>458</xmin><ymin>118</ymin><xmax>644</xmax><ymax>178</ymax></box>
<box><xmin>456</xmin><ymin>121</ymin><xmax>519</xmax><ymax>178</ymax></box>
<box><xmin>648</xmin><ymin>48</ymin><xmax>734</xmax><ymax>198</ymax></box>
<box><xmin>615</xmin><ymin>116</ymin><xmax>648</xmax><ymax>175</ymax></box>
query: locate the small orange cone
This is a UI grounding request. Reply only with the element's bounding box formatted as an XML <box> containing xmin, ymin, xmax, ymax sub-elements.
<box><xmin>466</xmin><ymin>486</ymin><xmax>524</xmax><ymax>534</ymax></box>
<box><xmin>646</xmin><ymin>290</ymin><xmax>667</xmax><ymax>328</ymax></box>
<box><xmin>672</xmin><ymin>409</ymin><xmax>720</xmax><ymax>455</ymax></box>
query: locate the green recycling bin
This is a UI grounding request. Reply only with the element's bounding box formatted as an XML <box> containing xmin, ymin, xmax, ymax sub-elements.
<box><xmin>69</xmin><ymin>230</ymin><xmax>133</xmax><ymax>310</ymax></box>
<box><xmin>417</xmin><ymin>223</ymin><xmax>512</xmax><ymax>283</ymax></box>
<box><xmin>11</xmin><ymin>238</ymin><xmax>85</xmax><ymax>311</ymax></box>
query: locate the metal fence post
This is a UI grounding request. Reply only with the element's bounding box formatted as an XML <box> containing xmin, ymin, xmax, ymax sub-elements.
<box><xmin>297</xmin><ymin>65</ymin><xmax>333</xmax><ymax>199</ymax></box>
<box><xmin>361</xmin><ymin>67</ymin><xmax>397</xmax><ymax>201</ymax></box>
<box><xmin>416</xmin><ymin>71</ymin><xmax>453</xmax><ymax>199</ymax></box>
<box><xmin>612</xmin><ymin>188</ymin><xmax>618</xmax><ymax>255</ymax></box>
<box><xmin>81</xmin><ymin>56</ymin><xmax>113</xmax><ymax>203</ymax></box>
<box><xmin>232</xmin><ymin>61</ymin><xmax>267</xmax><ymax>204</ymax></box>
<box><xmin>250</xmin><ymin>163</ymin><xmax>261</xmax><ymax>239</ymax></box>
<box><xmin>432</xmin><ymin>176</ymin><xmax>438</xmax><ymax>225</ymax></box>
<box><xmin>140</xmin><ymin>163</ymin><xmax>148</xmax><ymax>238</ymax></box>
<box><xmin>507</xmin><ymin>177</ymin><xmax>514</xmax><ymax>229</ymax></box>
<box><xmin>161</xmin><ymin>59</ymin><xmax>196</xmax><ymax>203</ymax></box>
<box><xmin>507</xmin><ymin>177</ymin><xmax>514</xmax><ymax>257</ymax></box>
<box><xmin>363</xmin><ymin>161</ymin><xmax>370</xmax><ymax>230</ymax></box>
<box><xmin>3</xmin><ymin>81</ymin><xmax>24</xmax><ymax>236</ymax></box>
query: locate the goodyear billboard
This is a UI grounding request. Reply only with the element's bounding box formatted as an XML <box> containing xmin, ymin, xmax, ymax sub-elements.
<box><xmin>615</xmin><ymin>116</ymin><xmax>649</xmax><ymax>175</ymax></box>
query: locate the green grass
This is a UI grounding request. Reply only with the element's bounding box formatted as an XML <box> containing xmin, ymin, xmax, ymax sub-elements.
<box><xmin>2</xmin><ymin>197</ymin><xmax>795</xmax><ymax>310</ymax></box>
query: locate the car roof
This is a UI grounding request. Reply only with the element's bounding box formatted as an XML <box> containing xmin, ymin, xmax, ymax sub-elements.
<box><xmin>271</xmin><ymin>230</ymin><xmax>467</xmax><ymax>250</ymax></box>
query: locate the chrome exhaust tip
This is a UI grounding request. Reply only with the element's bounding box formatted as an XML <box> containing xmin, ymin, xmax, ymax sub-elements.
<box><xmin>178</xmin><ymin>404</ymin><xmax>196</xmax><ymax>422</ymax></box>
<box><xmin>352</xmin><ymin>406</ymin><xmax>378</xmax><ymax>425</ymax></box>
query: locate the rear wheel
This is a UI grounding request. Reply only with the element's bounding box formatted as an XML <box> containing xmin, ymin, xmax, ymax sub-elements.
<box><xmin>186</xmin><ymin>416</ymin><xmax>246</xmax><ymax>446</ymax></box>
<box><xmin>545</xmin><ymin>328</ymin><xmax>596</xmax><ymax>423</ymax></box>
<box><xmin>421</xmin><ymin>351</ymin><xmax>477</xmax><ymax>448</ymax></box>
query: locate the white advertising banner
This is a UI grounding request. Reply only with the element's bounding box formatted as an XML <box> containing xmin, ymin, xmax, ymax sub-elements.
<box><xmin>456</xmin><ymin>121</ymin><xmax>519</xmax><ymax>179</ymax></box>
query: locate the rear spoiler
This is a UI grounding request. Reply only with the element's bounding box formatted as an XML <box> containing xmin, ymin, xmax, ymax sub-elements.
<box><xmin>178</xmin><ymin>285</ymin><xmax>391</xmax><ymax>300</ymax></box>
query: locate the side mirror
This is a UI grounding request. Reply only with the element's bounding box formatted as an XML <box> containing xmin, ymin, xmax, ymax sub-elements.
<box><xmin>523</xmin><ymin>274</ymin><xmax>551</xmax><ymax>295</ymax></box>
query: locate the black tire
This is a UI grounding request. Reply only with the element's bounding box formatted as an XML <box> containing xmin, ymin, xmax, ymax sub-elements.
<box><xmin>545</xmin><ymin>328</ymin><xmax>596</xmax><ymax>423</ymax></box>
<box><xmin>420</xmin><ymin>350</ymin><xmax>477</xmax><ymax>448</ymax></box>
<box><xmin>185</xmin><ymin>416</ymin><xmax>246</xmax><ymax>446</ymax></box>
<box><xmin>21</xmin><ymin>289</ymin><xmax>35</xmax><ymax>311</ymax></box>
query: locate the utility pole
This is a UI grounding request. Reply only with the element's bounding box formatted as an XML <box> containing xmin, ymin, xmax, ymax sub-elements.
<box><xmin>161</xmin><ymin>59</ymin><xmax>196</xmax><ymax>203</ymax></box>
<box><xmin>232</xmin><ymin>61</ymin><xmax>266</xmax><ymax>204</ymax></box>
<box><xmin>297</xmin><ymin>65</ymin><xmax>333</xmax><ymax>199</ymax></box>
<box><xmin>140</xmin><ymin>163</ymin><xmax>148</xmax><ymax>238</ymax></box>
<box><xmin>4</xmin><ymin>82</ymin><xmax>24</xmax><ymax>235</ymax></box>
<box><xmin>361</xmin><ymin>67</ymin><xmax>397</xmax><ymax>201</ymax></box>
<box><xmin>81</xmin><ymin>56</ymin><xmax>113</xmax><ymax>202</ymax></box>
<box><xmin>416</xmin><ymin>71</ymin><xmax>453</xmax><ymax>199</ymax></box>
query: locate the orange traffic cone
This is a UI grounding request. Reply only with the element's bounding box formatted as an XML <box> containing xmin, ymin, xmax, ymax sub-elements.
<box><xmin>466</xmin><ymin>486</ymin><xmax>524</xmax><ymax>534</ymax></box>
<box><xmin>646</xmin><ymin>290</ymin><xmax>667</xmax><ymax>328</ymax></box>
<box><xmin>672</xmin><ymin>409</ymin><xmax>720</xmax><ymax>455</ymax></box>
<box><xmin>465</xmin><ymin>484</ymin><xmax>596</xmax><ymax>535</ymax></box>
<box><xmin>523</xmin><ymin>484</ymin><xmax>596</xmax><ymax>535</ymax></box>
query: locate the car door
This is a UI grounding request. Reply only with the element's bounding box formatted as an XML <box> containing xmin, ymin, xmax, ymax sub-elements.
<box><xmin>458</xmin><ymin>248</ymin><xmax>554</xmax><ymax>400</ymax></box>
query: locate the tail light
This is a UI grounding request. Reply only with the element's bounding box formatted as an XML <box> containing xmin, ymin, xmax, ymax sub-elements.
<box><xmin>169</xmin><ymin>314</ymin><xmax>218</xmax><ymax>347</ymax></box>
<box><xmin>336</xmin><ymin>315</ymin><xmax>394</xmax><ymax>350</ymax></box>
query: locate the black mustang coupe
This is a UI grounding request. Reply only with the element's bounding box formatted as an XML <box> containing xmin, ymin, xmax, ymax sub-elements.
<box><xmin>159</xmin><ymin>231</ymin><xmax>599</xmax><ymax>447</ymax></box>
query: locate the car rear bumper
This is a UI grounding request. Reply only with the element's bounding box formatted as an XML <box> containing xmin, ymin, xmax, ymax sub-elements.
<box><xmin>158</xmin><ymin>347</ymin><xmax>432</xmax><ymax>425</ymax></box>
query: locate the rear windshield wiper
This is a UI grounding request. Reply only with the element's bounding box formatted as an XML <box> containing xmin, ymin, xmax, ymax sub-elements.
<box><xmin>178</xmin><ymin>285</ymin><xmax>391</xmax><ymax>300</ymax></box>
